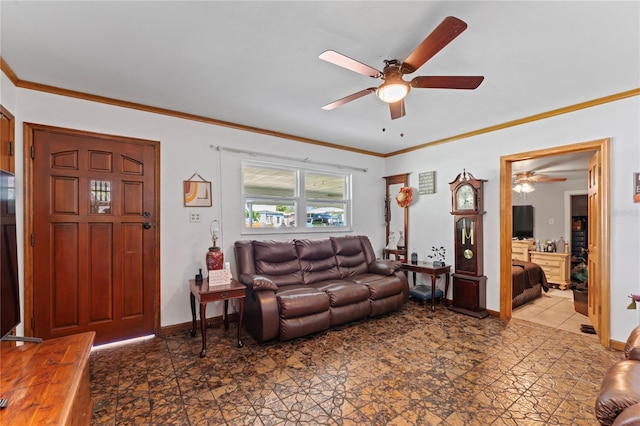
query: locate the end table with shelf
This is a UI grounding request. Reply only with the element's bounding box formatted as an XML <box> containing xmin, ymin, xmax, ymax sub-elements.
<box><xmin>189</xmin><ymin>278</ymin><xmax>246</xmax><ymax>357</ymax></box>
<box><xmin>400</xmin><ymin>262</ymin><xmax>451</xmax><ymax>311</ymax></box>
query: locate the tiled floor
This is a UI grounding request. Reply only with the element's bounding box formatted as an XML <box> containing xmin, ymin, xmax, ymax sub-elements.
<box><xmin>89</xmin><ymin>300</ymin><xmax>619</xmax><ymax>425</ymax></box>
<box><xmin>512</xmin><ymin>289</ymin><xmax>595</xmax><ymax>336</ymax></box>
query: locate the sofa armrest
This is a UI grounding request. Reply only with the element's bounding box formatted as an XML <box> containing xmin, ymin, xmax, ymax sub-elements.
<box><xmin>612</xmin><ymin>402</ymin><xmax>640</xmax><ymax>426</ymax></box>
<box><xmin>239</xmin><ymin>274</ymin><xmax>278</xmax><ymax>291</ymax></box>
<box><xmin>624</xmin><ymin>326</ymin><xmax>640</xmax><ymax>360</ymax></box>
<box><xmin>368</xmin><ymin>259</ymin><xmax>402</xmax><ymax>276</ymax></box>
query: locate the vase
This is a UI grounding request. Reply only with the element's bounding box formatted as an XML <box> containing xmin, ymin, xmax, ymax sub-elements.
<box><xmin>206</xmin><ymin>247</ymin><xmax>224</xmax><ymax>271</ymax></box>
<box><xmin>397</xmin><ymin>231</ymin><xmax>405</xmax><ymax>249</ymax></box>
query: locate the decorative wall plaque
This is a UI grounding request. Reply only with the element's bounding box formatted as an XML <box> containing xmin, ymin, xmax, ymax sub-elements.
<box><xmin>419</xmin><ymin>171</ymin><xmax>436</xmax><ymax>195</ymax></box>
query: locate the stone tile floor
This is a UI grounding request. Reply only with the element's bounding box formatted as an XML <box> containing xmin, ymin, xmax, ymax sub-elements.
<box><xmin>90</xmin><ymin>301</ymin><xmax>620</xmax><ymax>425</ymax></box>
<box><xmin>513</xmin><ymin>289</ymin><xmax>593</xmax><ymax>335</ymax></box>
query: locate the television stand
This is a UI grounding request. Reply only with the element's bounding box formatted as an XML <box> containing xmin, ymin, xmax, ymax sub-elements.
<box><xmin>1</xmin><ymin>335</ymin><xmax>42</xmax><ymax>343</ymax></box>
<box><xmin>0</xmin><ymin>332</ymin><xmax>94</xmax><ymax>425</ymax></box>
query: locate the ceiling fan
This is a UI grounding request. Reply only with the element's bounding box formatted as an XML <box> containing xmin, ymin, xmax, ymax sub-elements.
<box><xmin>513</xmin><ymin>171</ymin><xmax>567</xmax><ymax>193</ymax></box>
<box><xmin>319</xmin><ymin>16</ymin><xmax>484</xmax><ymax>120</ymax></box>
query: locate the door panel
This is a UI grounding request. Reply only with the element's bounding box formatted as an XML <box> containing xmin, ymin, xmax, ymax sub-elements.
<box><xmin>31</xmin><ymin>128</ymin><xmax>158</xmax><ymax>344</ymax></box>
<box><xmin>587</xmin><ymin>151</ymin><xmax>600</xmax><ymax>335</ymax></box>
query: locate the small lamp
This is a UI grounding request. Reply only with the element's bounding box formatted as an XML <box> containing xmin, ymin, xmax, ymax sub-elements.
<box><xmin>627</xmin><ymin>294</ymin><xmax>640</xmax><ymax>310</ymax></box>
<box><xmin>210</xmin><ymin>219</ymin><xmax>220</xmax><ymax>248</ymax></box>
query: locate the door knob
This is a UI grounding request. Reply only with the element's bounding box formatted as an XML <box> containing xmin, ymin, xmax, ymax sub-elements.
<box><xmin>143</xmin><ymin>222</ymin><xmax>152</xmax><ymax>229</ymax></box>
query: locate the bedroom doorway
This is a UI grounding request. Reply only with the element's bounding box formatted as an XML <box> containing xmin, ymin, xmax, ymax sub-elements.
<box><xmin>500</xmin><ymin>138</ymin><xmax>610</xmax><ymax>348</ymax></box>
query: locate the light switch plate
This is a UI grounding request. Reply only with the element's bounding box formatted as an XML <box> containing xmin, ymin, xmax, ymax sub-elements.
<box><xmin>189</xmin><ymin>212</ymin><xmax>201</xmax><ymax>223</ymax></box>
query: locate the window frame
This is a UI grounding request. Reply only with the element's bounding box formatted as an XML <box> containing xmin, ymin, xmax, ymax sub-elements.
<box><xmin>241</xmin><ymin>160</ymin><xmax>352</xmax><ymax>234</ymax></box>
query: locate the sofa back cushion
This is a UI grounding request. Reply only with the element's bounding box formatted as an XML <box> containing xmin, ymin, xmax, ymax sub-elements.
<box><xmin>295</xmin><ymin>239</ymin><xmax>341</xmax><ymax>284</ymax></box>
<box><xmin>331</xmin><ymin>236</ymin><xmax>368</xmax><ymax>277</ymax></box>
<box><xmin>252</xmin><ymin>240</ymin><xmax>303</xmax><ymax>287</ymax></box>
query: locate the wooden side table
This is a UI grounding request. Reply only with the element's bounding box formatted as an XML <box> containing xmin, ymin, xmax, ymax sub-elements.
<box><xmin>189</xmin><ymin>278</ymin><xmax>246</xmax><ymax>357</ymax></box>
<box><xmin>400</xmin><ymin>263</ymin><xmax>451</xmax><ymax>311</ymax></box>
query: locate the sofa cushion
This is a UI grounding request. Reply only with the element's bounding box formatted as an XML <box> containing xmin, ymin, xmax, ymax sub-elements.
<box><xmin>276</xmin><ymin>286</ymin><xmax>330</xmax><ymax>318</ymax></box>
<box><xmin>295</xmin><ymin>238</ymin><xmax>341</xmax><ymax>284</ymax></box>
<box><xmin>253</xmin><ymin>240</ymin><xmax>304</xmax><ymax>287</ymax></box>
<box><xmin>623</xmin><ymin>326</ymin><xmax>640</xmax><ymax>360</ymax></box>
<box><xmin>310</xmin><ymin>281</ymin><xmax>371</xmax><ymax>307</ymax></box>
<box><xmin>595</xmin><ymin>360</ymin><xmax>640</xmax><ymax>426</ymax></box>
<box><xmin>348</xmin><ymin>274</ymin><xmax>405</xmax><ymax>300</ymax></box>
<box><xmin>331</xmin><ymin>236</ymin><xmax>368</xmax><ymax>277</ymax></box>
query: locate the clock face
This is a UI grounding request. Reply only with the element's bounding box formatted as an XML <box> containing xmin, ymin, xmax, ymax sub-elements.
<box><xmin>456</xmin><ymin>184</ymin><xmax>475</xmax><ymax>210</ymax></box>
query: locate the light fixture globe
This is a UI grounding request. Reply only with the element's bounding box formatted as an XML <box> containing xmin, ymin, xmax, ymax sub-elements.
<box><xmin>376</xmin><ymin>79</ymin><xmax>410</xmax><ymax>103</ymax></box>
<box><xmin>375</xmin><ymin>60</ymin><xmax>410</xmax><ymax>103</ymax></box>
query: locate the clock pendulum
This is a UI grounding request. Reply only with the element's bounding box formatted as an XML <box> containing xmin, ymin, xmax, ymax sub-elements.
<box><xmin>448</xmin><ymin>170</ymin><xmax>489</xmax><ymax>318</ymax></box>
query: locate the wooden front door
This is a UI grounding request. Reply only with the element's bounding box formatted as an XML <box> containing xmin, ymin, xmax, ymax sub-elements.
<box><xmin>587</xmin><ymin>151</ymin><xmax>600</xmax><ymax>336</ymax></box>
<box><xmin>27</xmin><ymin>124</ymin><xmax>159</xmax><ymax>345</ymax></box>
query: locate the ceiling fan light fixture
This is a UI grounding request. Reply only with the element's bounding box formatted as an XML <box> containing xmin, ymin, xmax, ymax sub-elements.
<box><xmin>376</xmin><ymin>79</ymin><xmax>410</xmax><ymax>103</ymax></box>
<box><xmin>513</xmin><ymin>182</ymin><xmax>535</xmax><ymax>193</ymax></box>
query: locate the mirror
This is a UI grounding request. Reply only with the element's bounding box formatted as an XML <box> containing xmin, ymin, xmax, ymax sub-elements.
<box><xmin>384</xmin><ymin>173</ymin><xmax>409</xmax><ymax>260</ymax></box>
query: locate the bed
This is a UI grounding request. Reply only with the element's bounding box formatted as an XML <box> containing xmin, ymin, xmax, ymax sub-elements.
<box><xmin>512</xmin><ymin>260</ymin><xmax>548</xmax><ymax>309</ymax></box>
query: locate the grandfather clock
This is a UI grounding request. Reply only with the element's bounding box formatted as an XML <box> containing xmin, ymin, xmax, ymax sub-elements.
<box><xmin>449</xmin><ymin>170</ymin><xmax>489</xmax><ymax>318</ymax></box>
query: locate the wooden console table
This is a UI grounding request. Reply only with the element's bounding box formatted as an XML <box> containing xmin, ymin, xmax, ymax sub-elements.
<box><xmin>0</xmin><ymin>331</ymin><xmax>95</xmax><ymax>426</ymax></box>
<box><xmin>189</xmin><ymin>278</ymin><xmax>245</xmax><ymax>357</ymax></box>
<box><xmin>401</xmin><ymin>263</ymin><xmax>451</xmax><ymax>311</ymax></box>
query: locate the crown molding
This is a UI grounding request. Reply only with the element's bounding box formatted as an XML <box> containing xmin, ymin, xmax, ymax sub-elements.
<box><xmin>1</xmin><ymin>57</ymin><xmax>637</xmax><ymax>159</ymax></box>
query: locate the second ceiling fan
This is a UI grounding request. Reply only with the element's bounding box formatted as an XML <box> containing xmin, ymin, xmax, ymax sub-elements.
<box><xmin>319</xmin><ymin>16</ymin><xmax>484</xmax><ymax>120</ymax></box>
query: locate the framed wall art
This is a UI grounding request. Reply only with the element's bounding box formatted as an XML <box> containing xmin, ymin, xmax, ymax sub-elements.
<box><xmin>184</xmin><ymin>172</ymin><xmax>212</xmax><ymax>207</ymax></box>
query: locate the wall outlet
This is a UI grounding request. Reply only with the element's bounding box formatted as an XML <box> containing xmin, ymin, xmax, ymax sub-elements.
<box><xmin>189</xmin><ymin>212</ymin><xmax>201</xmax><ymax>223</ymax></box>
<box><xmin>548</xmin><ymin>218</ymin><xmax>554</xmax><ymax>225</ymax></box>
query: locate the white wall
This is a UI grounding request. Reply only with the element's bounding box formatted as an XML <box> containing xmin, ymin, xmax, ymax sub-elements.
<box><xmin>3</xmin><ymin>78</ymin><xmax>386</xmax><ymax>330</ymax></box>
<box><xmin>384</xmin><ymin>96</ymin><xmax>640</xmax><ymax>343</ymax></box>
<box><xmin>3</xmin><ymin>71</ymin><xmax>639</xmax><ymax>343</ymax></box>
<box><xmin>513</xmin><ymin>178</ymin><xmax>588</xmax><ymax>242</ymax></box>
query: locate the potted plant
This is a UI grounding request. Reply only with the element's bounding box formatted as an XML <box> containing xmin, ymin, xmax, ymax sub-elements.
<box><xmin>428</xmin><ymin>246</ymin><xmax>446</xmax><ymax>267</ymax></box>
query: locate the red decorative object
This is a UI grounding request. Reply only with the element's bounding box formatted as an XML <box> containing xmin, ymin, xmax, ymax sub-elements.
<box><xmin>206</xmin><ymin>247</ymin><xmax>224</xmax><ymax>271</ymax></box>
<box><xmin>395</xmin><ymin>186</ymin><xmax>413</xmax><ymax>208</ymax></box>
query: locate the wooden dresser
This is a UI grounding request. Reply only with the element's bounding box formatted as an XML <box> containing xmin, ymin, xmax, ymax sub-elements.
<box><xmin>529</xmin><ymin>251</ymin><xmax>571</xmax><ymax>289</ymax></box>
<box><xmin>0</xmin><ymin>331</ymin><xmax>95</xmax><ymax>425</ymax></box>
<box><xmin>512</xmin><ymin>240</ymin><xmax>534</xmax><ymax>262</ymax></box>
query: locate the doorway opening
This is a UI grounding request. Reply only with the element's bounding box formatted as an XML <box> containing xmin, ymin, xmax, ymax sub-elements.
<box><xmin>500</xmin><ymin>138</ymin><xmax>610</xmax><ymax>348</ymax></box>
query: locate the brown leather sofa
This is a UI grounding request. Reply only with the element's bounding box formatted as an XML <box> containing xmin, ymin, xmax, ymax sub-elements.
<box><xmin>234</xmin><ymin>235</ymin><xmax>409</xmax><ymax>342</ymax></box>
<box><xmin>595</xmin><ymin>325</ymin><xmax>640</xmax><ymax>425</ymax></box>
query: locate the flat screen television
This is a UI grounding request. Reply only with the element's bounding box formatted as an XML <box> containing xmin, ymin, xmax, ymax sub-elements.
<box><xmin>1</xmin><ymin>169</ymin><xmax>20</xmax><ymax>340</ymax></box>
<box><xmin>513</xmin><ymin>205</ymin><xmax>534</xmax><ymax>240</ymax></box>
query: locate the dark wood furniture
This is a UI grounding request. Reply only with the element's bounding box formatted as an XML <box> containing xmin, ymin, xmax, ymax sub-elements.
<box><xmin>189</xmin><ymin>278</ymin><xmax>245</xmax><ymax>357</ymax></box>
<box><xmin>401</xmin><ymin>263</ymin><xmax>451</xmax><ymax>311</ymax></box>
<box><xmin>449</xmin><ymin>171</ymin><xmax>489</xmax><ymax>318</ymax></box>
<box><xmin>383</xmin><ymin>248</ymin><xmax>407</xmax><ymax>262</ymax></box>
<box><xmin>0</xmin><ymin>331</ymin><xmax>95</xmax><ymax>426</ymax></box>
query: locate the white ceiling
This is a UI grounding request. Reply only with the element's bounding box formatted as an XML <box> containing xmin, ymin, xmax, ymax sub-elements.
<box><xmin>1</xmin><ymin>1</ymin><xmax>638</xmax><ymax>159</ymax></box>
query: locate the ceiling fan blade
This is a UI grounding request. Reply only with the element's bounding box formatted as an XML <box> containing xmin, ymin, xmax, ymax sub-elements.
<box><xmin>411</xmin><ymin>75</ymin><xmax>484</xmax><ymax>89</ymax></box>
<box><xmin>402</xmin><ymin>16</ymin><xmax>468</xmax><ymax>73</ymax></box>
<box><xmin>322</xmin><ymin>88</ymin><xmax>376</xmax><ymax>110</ymax></box>
<box><xmin>319</xmin><ymin>50</ymin><xmax>382</xmax><ymax>78</ymax></box>
<box><xmin>536</xmin><ymin>177</ymin><xmax>567</xmax><ymax>182</ymax></box>
<box><xmin>389</xmin><ymin>99</ymin><xmax>406</xmax><ymax>120</ymax></box>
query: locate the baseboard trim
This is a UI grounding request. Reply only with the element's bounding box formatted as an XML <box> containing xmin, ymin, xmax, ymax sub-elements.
<box><xmin>159</xmin><ymin>313</ymin><xmax>240</xmax><ymax>336</ymax></box>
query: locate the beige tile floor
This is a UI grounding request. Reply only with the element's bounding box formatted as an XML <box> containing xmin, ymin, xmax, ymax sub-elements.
<box><xmin>512</xmin><ymin>288</ymin><xmax>596</xmax><ymax>337</ymax></box>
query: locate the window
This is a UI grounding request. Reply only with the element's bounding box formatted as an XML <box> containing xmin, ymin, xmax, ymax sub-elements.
<box><xmin>243</xmin><ymin>161</ymin><xmax>350</xmax><ymax>232</ymax></box>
